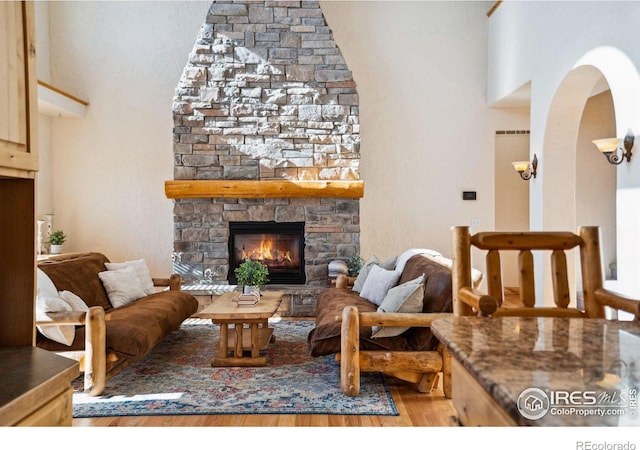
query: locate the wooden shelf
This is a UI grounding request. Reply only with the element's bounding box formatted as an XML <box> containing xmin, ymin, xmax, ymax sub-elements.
<box><xmin>164</xmin><ymin>179</ymin><xmax>364</xmax><ymax>199</ymax></box>
<box><xmin>37</xmin><ymin>80</ymin><xmax>88</xmax><ymax>118</ymax></box>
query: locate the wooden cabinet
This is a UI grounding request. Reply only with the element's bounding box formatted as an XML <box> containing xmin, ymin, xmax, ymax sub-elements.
<box><xmin>0</xmin><ymin>1</ymin><xmax>38</xmax><ymax>177</ymax></box>
<box><xmin>0</xmin><ymin>178</ymin><xmax>36</xmax><ymax>346</ymax></box>
<box><xmin>0</xmin><ymin>347</ymin><xmax>79</xmax><ymax>426</ymax></box>
<box><xmin>0</xmin><ymin>0</ymin><xmax>38</xmax><ymax>346</ymax></box>
<box><xmin>0</xmin><ymin>1</ymin><xmax>78</xmax><ymax>427</ymax></box>
<box><xmin>451</xmin><ymin>359</ymin><xmax>516</xmax><ymax>426</ymax></box>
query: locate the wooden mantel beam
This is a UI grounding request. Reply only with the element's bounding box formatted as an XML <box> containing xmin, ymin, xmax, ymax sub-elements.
<box><xmin>164</xmin><ymin>179</ymin><xmax>364</xmax><ymax>199</ymax></box>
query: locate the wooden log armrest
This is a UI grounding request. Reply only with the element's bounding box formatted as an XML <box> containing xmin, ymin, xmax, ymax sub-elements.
<box><xmin>335</xmin><ymin>274</ymin><xmax>356</xmax><ymax>289</ymax></box>
<box><xmin>152</xmin><ymin>273</ymin><xmax>182</xmax><ymax>291</ymax></box>
<box><xmin>338</xmin><ymin>306</ymin><xmax>452</xmax><ymax>397</ymax></box>
<box><xmin>336</xmin><ymin>310</ymin><xmax>452</xmax><ymax>327</ymax></box>
<box><xmin>458</xmin><ymin>286</ymin><xmax>499</xmax><ymax>316</ymax></box>
<box><xmin>594</xmin><ymin>288</ymin><xmax>640</xmax><ymax>320</ymax></box>
<box><xmin>36</xmin><ymin>306</ymin><xmax>106</xmax><ymax>396</ymax></box>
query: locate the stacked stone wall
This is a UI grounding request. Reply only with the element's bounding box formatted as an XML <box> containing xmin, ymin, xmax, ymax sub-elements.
<box><xmin>172</xmin><ymin>0</ymin><xmax>360</xmax><ymax>182</ymax></box>
<box><xmin>171</xmin><ymin>1</ymin><xmax>360</xmax><ymax>315</ymax></box>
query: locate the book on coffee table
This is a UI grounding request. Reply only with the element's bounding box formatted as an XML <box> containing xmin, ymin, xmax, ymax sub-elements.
<box><xmin>237</xmin><ymin>293</ymin><xmax>259</xmax><ymax>306</ymax></box>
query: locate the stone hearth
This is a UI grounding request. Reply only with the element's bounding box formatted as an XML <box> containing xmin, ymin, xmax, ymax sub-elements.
<box><xmin>170</xmin><ymin>1</ymin><xmax>361</xmax><ymax>316</ymax></box>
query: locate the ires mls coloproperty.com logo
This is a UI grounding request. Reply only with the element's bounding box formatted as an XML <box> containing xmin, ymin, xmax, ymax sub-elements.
<box><xmin>517</xmin><ymin>387</ymin><xmax>638</xmax><ymax>420</ymax></box>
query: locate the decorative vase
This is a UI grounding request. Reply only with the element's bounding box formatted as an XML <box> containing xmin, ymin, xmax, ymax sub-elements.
<box><xmin>45</xmin><ymin>214</ymin><xmax>54</xmax><ymax>253</ymax></box>
<box><xmin>37</xmin><ymin>220</ymin><xmax>45</xmax><ymax>255</ymax></box>
<box><xmin>243</xmin><ymin>285</ymin><xmax>260</xmax><ymax>297</ymax></box>
<box><xmin>50</xmin><ymin>244</ymin><xmax>63</xmax><ymax>255</ymax></box>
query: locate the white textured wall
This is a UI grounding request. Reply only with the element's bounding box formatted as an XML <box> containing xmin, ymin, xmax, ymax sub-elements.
<box><xmin>494</xmin><ymin>133</ymin><xmax>529</xmax><ymax>287</ymax></box>
<box><xmin>576</xmin><ymin>91</ymin><xmax>616</xmax><ymax>276</ymax></box>
<box><xmin>42</xmin><ymin>1</ymin><xmax>533</xmax><ymax>275</ymax></box>
<box><xmin>46</xmin><ymin>1</ymin><xmax>210</xmax><ymax>275</ymax></box>
<box><xmin>321</xmin><ymin>1</ymin><xmax>527</xmax><ymax>267</ymax></box>
<box><xmin>488</xmin><ymin>1</ymin><xmax>640</xmax><ymax>298</ymax></box>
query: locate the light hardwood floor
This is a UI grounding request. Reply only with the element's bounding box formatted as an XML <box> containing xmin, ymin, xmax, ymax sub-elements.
<box><xmin>72</xmin><ymin>318</ymin><xmax>457</xmax><ymax>427</ymax></box>
<box><xmin>72</xmin><ymin>377</ymin><xmax>457</xmax><ymax>426</ymax></box>
<box><xmin>72</xmin><ymin>290</ymin><xmax>530</xmax><ymax>428</ymax></box>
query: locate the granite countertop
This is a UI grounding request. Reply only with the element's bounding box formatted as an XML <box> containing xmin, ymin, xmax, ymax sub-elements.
<box><xmin>432</xmin><ymin>316</ymin><xmax>640</xmax><ymax>426</ymax></box>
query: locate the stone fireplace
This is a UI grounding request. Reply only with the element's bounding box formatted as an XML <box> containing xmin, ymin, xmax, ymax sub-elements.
<box><xmin>228</xmin><ymin>221</ymin><xmax>305</xmax><ymax>284</ymax></box>
<box><xmin>168</xmin><ymin>0</ymin><xmax>361</xmax><ymax>315</ymax></box>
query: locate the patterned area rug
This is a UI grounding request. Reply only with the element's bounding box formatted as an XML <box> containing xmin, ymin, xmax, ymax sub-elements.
<box><xmin>72</xmin><ymin>319</ymin><xmax>398</xmax><ymax>417</ymax></box>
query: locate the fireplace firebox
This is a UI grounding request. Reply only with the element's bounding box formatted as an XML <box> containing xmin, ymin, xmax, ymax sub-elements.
<box><xmin>228</xmin><ymin>222</ymin><xmax>305</xmax><ymax>285</ymax></box>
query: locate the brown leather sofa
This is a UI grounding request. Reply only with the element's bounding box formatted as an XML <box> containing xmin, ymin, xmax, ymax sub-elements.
<box><xmin>309</xmin><ymin>253</ymin><xmax>455</xmax><ymax>357</ymax></box>
<box><xmin>36</xmin><ymin>252</ymin><xmax>198</xmax><ymax>396</ymax></box>
<box><xmin>308</xmin><ymin>251</ymin><xmax>486</xmax><ymax>396</ymax></box>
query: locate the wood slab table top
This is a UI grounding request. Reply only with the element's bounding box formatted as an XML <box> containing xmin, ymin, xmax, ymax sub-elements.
<box><xmin>198</xmin><ymin>290</ymin><xmax>284</xmax><ymax>321</ymax></box>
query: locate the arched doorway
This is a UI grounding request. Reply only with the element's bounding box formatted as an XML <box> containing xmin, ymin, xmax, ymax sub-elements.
<box><xmin>539</xmin><ymin>47</ymin><xmax>640</xmax><ymax>304</ymax></box>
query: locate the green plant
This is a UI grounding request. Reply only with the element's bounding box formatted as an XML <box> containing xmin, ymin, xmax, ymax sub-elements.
<box><xmin>48</xmin><ymin>230</ymin><xmax>67</xmax><ymax>245</ymax></box>
<box><xmin>234</xmin><ymin>258</ymin><xmax>269</xmax><ymax>288</ymax></box>
<box><xmin>347</xmin><ymin>255</ymin><xmax>364</xmax><ymax>277</ymax></box>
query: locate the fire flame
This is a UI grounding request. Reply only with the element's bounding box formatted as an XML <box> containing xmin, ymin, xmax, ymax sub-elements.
<box><xmin>241</xmin><ymin>238</ymin><xmax>292</xmax><ymax>264</ymax></box>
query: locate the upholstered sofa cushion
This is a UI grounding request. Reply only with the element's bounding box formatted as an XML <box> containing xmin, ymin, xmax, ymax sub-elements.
<box><xmin>308</xmin><ymin>253</ymin><xmax>454</xmax><ymax>356</ymax></box>
<box><xmin>38</xmin><ymin>252</ymin><xmax>113</xmax><ymax>311</ymax></box>
<box><xmin>308</xmin><ymin>286</ymin><xmax>411</xmax><ymax>357</ymax></box>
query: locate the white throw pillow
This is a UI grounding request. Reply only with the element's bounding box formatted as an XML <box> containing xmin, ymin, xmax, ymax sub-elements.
<box><xmin>37</xmin><ymin>268</ymin><xmax>59</xmax><ymax>296</ymax></box>
<box><xmin>379</xmin><ymin>256</ymin><xmax>397</xmax><ymax>270</ymax></box>
<box><xmin>59</xmin><ymin>290</ymin><xmax>89</xmax><ymax>312</ymax></box>
<box><xmin>36</xmin><ymin>292</ymin><xmax>71</xmax><ymax>313</ymax></box>
<box><xmin>98</xmin><ymin>267</ymin><xmax>147</xmax><ymax>308</ymax></box>
<box><xmin>105</xmin><ymin>258</ymin><xmax>155</xmax><ymax>295</ymax></box>
<box><xmin>352</xmin><ymin>256</ymin><xmax>380</xmax><ymax>293</ymax></box>
<box><xmin>35</xmin><ymin>291</ymin><xmax>75</xmax><ymax>346</ymax></box>
<box><xmin>372</xmin><ymin>274</ymin><xmax>425</xmax><ymax>339</ymax></box>
<box><xmin>359</xmin><ymin>264</ymin><xmax>401</xmax><ymax>306</ymax></box>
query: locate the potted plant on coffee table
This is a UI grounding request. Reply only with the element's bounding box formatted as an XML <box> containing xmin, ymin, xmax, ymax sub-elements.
<box><xmin>48</xmin><ymin>230</ymin><xmax>67</xmax><ymax>255</ymax></box>
<box><xmin>234</xmin><ymin>258</ymin><xmax>269</xmax><ymax>296</ymax></box>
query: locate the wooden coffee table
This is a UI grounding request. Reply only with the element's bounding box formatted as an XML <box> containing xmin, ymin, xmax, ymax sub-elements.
<box><xmin>198</xmin><ymin>290</ymin><xmax>284</xmax><ymax>367</ymax></box>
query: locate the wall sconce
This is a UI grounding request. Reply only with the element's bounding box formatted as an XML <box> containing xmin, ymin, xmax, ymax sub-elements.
<box><xmin>511</xmin><ymin>154</ymin><xmax>537</xmax><ymax>180</ymax></box>
<box><xmin>592</xmin><ymin>135</ymin><xmax>634</xmax><ymax>165</ymax></box>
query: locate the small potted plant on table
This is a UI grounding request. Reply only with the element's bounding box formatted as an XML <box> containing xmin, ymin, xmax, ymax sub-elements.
<box><xmin>48</xmin><ymin>230</ymin><xmax>67</xmax><ymax>255</ymax></box>
<box><xmin>234</xmin><ymin>258</ymin><xmax>269</xmax><ymax>296</ymax></box>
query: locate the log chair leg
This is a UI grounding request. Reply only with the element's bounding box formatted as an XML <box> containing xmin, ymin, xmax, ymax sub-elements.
<box><xmin>340</xmin><ymin>305</ymin><xmax>360</xmax><ymax>397</ymax></box>
<box><xmin>84</xmin><ymin>306</ymin><xmax>106</xmax><ymax>396</ymax></box>
<box><xmin>416</xmin><ymin>373</ymin><xmax>439</xmax><ymax>393</ymax></box>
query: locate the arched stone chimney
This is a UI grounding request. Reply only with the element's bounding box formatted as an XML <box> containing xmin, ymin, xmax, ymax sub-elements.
<box><xmin>169</xmin><ymin>1</ymin><xmax>361</xmax><ymax>315</ymax></box>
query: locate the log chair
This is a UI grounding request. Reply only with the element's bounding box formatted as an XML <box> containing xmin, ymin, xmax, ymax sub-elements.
<box><xmin>451</xmin><ymin>225</ymin><xmax>640</xmax><ymax>320</ymax></box>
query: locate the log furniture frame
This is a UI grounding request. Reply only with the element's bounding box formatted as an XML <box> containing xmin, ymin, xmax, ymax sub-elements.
<box><xmin>197</xmin><ymin>290</ymin><xmax>284</xmax><ymax>367</ymax></box>
<box><xmin>334</xmin><ymin>275</ymin><xmax>496</xmax><ymax>398</ymax></box>
<box><xmin>35</xmin><ymin>275</ymin><xmax>182</xmax><ymax>396</ymax></box>
<box><xmin>451</xmin><ymin>225</ymin><xmax>640</xmax><ymax>320</ymax></box>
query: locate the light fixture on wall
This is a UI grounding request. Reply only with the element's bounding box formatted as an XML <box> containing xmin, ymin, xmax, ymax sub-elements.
<box><xmin>511</xmin><ymin>154</ymin><xmax>537</xmax><ymax>180</ymax></box>
<box><xmin>592</xmin><ymin>134</ymin><xmax>635</xmax><ymax>165</ymax></box>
